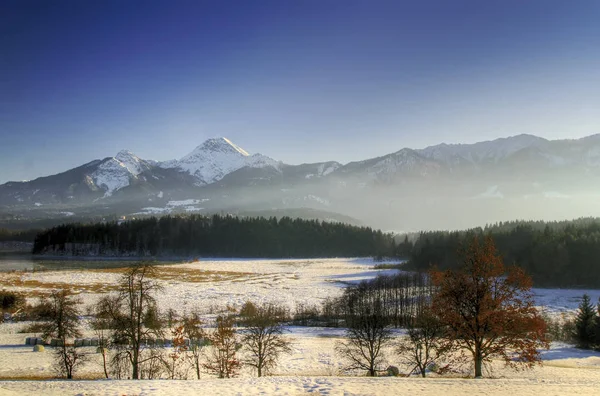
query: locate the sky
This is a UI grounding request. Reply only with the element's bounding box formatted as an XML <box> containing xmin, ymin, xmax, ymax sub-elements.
<box><xmin>1</xmin><ymin>0</ymin><xmax>599</xmax><ymax>183</ymax></box>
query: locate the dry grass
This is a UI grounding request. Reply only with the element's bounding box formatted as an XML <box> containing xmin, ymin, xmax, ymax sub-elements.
<box><xmin>0</xmin><ymin>265</ymin><xmax>260</xmax><ymax>298</ymax></box>
<box><xmin>0</xmin><ymin>273</ymin><xmax>121</xmax><ymax>297</ymax></box>
<box><xmin>0</xmin><ymin>372</ymin><xmax>106</xmax><ymax>380</ymax></box>
<box><xmin>88</xmin><ymin>266</ymin><xmax>257</xmax><ymax>283</ymax></box>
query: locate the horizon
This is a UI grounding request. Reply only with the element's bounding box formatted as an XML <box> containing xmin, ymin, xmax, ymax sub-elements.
<box><xmin>2</xmin><ymin>0</ymin><xmax>600</xmax><ymax>183</ymax></box>
<box><xmin>4</xmin><ymin>131</ymin><xmax>600</xmax><ymax>183</ymax></box>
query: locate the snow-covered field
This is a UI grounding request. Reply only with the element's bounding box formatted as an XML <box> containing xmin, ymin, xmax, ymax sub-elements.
<box><xmin>0</xmin><ymin>258</ymin><xmax>599</xmax><ymax>395</ymax></box>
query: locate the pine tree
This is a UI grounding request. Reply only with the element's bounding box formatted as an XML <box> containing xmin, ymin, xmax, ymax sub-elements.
<box><xmin>573</xmin><ymin>294</ymin><xmax>597</xmax><ymax>349</ymax></box>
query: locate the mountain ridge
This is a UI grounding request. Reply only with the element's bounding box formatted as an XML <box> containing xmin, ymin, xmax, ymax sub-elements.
<box><xmin>2</xmin><ymin>133</ymin><xmax>600</xmax><ymax>231</ymax></box>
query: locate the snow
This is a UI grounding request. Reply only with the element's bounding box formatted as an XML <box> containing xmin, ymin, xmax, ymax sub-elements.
<box><xmin>158</xmin><ymin>137</ymin><xmax>280</xmax><ymax>185</ymax></box>
<box><xmin>418</xmin><ymin>134</ymin><xmax>547</xmax><ymax>165</ymax></box>
<box><xmin>0</xmin><ymin>374</ymin><xmax>599</xmax><ymax>396</ymax></box>
<box><xmin>114</xmin><ymin>150</ymin><xmax>146</xmax><ymax>175</ymax></box>
<box><xmin>533</xmin><ymin>288</ymin><xmax>600</xmax><ymax>314</ymax></box>
<box><xmin>305</xmin><ymin>195</ymin><xmax>330</xmax><ymax>206</ymax></box>
<box><xmin>2</xmin><ymin>258</ymin><xmax>600</xmax><ymax>394</ymax></box>
<box><xmin>305</xmin><ymin>163</ymin><xmax>340</xmax><ymax>179</ymax></box>
<box><xmin>135</xmin><ymin>207</ymin><xmax>170</xmax><ymax>215</ymax></box>
<box><xmin>472</xmin><ymin>185</ymin><xmax>504</xmax><ymax>199</ymax></box>
<box><xmin>91</xmin><ymin>159</ymin><xmax>133</xmax><ymax>197</ymax></box>
<box><xmin>320</xmin><ymin>163</ymin><xmax>339</xmax><ymax>176</ymax></box>
<box><xmin>134</xmin><ymin>199</ymin><xmax>209</xmax><ymax>215</ymax></box>
<box><xmin>364</xmin><ymin>149</ymin><xmax>439</xmax><ymax>179</ymax></box>
<box><xmin>88</xmin><ymin>151</ymin><xmax>150</xmax><ymax>197</ymax></box>
<box><xmin>166</xmin><ymin>199</ymin><xmax>208</xmax><ymax>207</ymax></box>
<box><xmin>157</xmin><ymin>191</ymin><xmax>163</xmax><ymax>199</ymax></box>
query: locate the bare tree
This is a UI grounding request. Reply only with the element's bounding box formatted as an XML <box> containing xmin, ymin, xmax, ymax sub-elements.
<box><xmin>335</xmin><ymin>293</ymin><xmax>393</xmax><ymax>377</ymax></box>
<box><xmin>89</xmin><ymin>296</ymin><xmax>115</xmax><ymax>379</ymax></box>
<box><xmin>98</xmin><ymin>264</ymin><xmax>164</xmax><ymax>380</ymax></box>
<box><xmin>241</xmin><ymin>303</ymin><xmax>292</xmax><ymax>377</ymax></box>
<box><xmin>203</xmin><ymin>315</ymin><xmax>241</xmax><ymax>378</ymax></box>
<box><xmin>182</xmin><ymin>311</ymin><xmax>206</xmax><ymax>379</ymax></box>
<box><xmin>396</xmin><ymin>309</ymin><xmax>450</xmax><ymax>377</ymax></box>
<box><xmin>39</xmin><ymin>290</ymin><xmax>86</xmax><ymax>379</ymax></box>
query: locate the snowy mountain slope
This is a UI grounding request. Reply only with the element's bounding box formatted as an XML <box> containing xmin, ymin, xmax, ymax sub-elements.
<box><xmin>90</xmin><ymin>150</ymin><xmax>157</xmax><ymax>196</ymax></box>
<box><xmin>336</xmin><ymin>148</ymin><xmax>442</xmax><ymax>182</ymax></box>
<box><xmin>114</xmin><ymin>150</ymin><xmax>150</xmax><ymax>175</ymax></box>
<box><xmin>3</xmin><ymin>133</ymin><xmax>600</xmax><ymax>232</ymax></box>
<box><xmin>417</xmin><ymin>134</ymin><xmax>548</xmax><ymax>166</ymax></box>
<box><xmin>159</xmin><ymin>137</ymin><xmax>280</xmax><ymax>185</ymax></box>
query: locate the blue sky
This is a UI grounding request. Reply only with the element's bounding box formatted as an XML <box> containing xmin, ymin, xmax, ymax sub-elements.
<box><xmin>1</xmin><ymin>0</ymin><xmax>599</xmax><ymax>183</ymax></box>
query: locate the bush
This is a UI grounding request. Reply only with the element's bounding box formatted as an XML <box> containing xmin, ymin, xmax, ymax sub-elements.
<box><xmin>239</xmin><ymin>301</ymin><xmax>258</xmax><ymax>318</ymax></box>
<box><xmin>0</xmin><ymin>290</ymin><xmax>24</xmax><ymax>311</ymax></box>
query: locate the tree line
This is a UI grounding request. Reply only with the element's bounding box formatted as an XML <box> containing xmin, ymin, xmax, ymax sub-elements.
<box><xmin>403</xmin><ymin>217</ymin><xmax>600</xmax><ymax>288</ymax></box>
<box><xmin>32</xmin><ymin>214</ymin><xmax>395</xmax><ymax>258</ymax></box>
<box><xmin>0</xmin><ymin>228</ymin><xmax>40</xmax><ymax>243</ymax></box>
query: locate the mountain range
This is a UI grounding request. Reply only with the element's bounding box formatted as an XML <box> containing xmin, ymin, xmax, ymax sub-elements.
<box><xmin>2</xmin><ymin>134</ymin><xmax>600</xmax><ymax>231</ymax></box>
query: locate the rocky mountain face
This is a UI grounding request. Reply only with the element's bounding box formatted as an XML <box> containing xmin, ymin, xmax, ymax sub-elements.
<box><xmin>2</xmin><ymin>134</ymin><xmax>600</xmax><ymax>231</ymax></box>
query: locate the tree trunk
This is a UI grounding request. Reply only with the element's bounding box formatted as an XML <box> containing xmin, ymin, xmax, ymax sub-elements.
<box><xmin>102</xmin><ymin>350</ymin><xmax>109</xmax><ymax>379</ymax></box>
<box><xmin>132</xmin><ymin>349</ymin><xmax>139</xmax><ymax>380</ymax></box>
<box><xmin>474</xmin><ymin>348</ymin><xmax>483</xmax><ymax>378</ymax></box>
<box><xmin>369</xmin><ymin>363</ymin><xmax>376</xmax><ymax>377</ymax></box>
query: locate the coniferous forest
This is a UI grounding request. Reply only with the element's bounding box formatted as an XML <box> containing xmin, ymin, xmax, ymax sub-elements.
<box><xmin>405</xmin><ymin>218</ymin><xmax>600</xmax><ymax>288</ymax></box>
<box><xmin>32</xmin><ymin>214</ymin><xmax>395</xmax><ymax>258</ymax></box>
<box><xmin>28</xmin><ymin>215</ymin><xmax>600</xmax><ymax>287</ymax></box>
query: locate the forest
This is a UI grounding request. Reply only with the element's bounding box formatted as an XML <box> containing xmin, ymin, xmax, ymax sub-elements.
<box><xmin>405</xmin><ymin>217</ymin><xmax>600</xmax><ymax>288</ymax></box>
<box><xmin>31</xmin><ymin>214</ymin><xmax>395</xmax><ymax>258</ymax></box>
<box><xmin>24</xmin><ymin>215</ymin><xmax>600</xmax><ymax>287</ymax></box>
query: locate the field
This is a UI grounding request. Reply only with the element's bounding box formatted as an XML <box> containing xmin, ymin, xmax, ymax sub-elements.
<box><xmin>0</xmin><ymin>258</ymin><xmax>599</xmax><ymax>395</ymax></box>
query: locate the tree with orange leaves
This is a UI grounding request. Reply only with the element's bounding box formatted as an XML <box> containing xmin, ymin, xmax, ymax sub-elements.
<box><xmin>430</xmin><ymin>236</ymin><xmax>549</xmax><ymax>378</ymax></box>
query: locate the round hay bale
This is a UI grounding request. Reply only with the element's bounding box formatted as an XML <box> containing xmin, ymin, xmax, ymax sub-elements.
<box><xmin>82</xmin><ymin>339</ymin><xmax>91</xmax><ymax>347</ymax></box>
<box><xmin>387</xmin><ymin>365</ymin><xmax>400</xmax><ymax>377</ymax></box>
<box><xmin>96</xmin><ymin>347</ymin><xmax>107</xmax><ymax>354</ymax></box>
<box><xmin>91</xmin><ymin>339</ymin><xmax>99</xmax><ymax>347</ymax></box>
<box><xmin>33</xmin><ymin>345</ymin><xmax>45</xmax><ymax>352</ymax></box>
<box><xmin>25</xmin><ymin>337</ymin><xmax>32</xmax><ymax>345</ymax></box>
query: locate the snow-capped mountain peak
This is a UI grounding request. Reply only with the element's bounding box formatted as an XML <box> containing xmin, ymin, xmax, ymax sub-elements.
<box><xmin>115</xmin><ymin>150</ymin><xmax>145</xmax><ymax>176</ymax></box>
<box><xmin>183</xmin><ymin>137</ymin><xmax>250</xmax><ymax>161</ymax></box>
<box><xmin>161</xmin><ymin>137</ymin><xmax>279</xmax><ymax>185</ymax></box>
<box><xmin>91</xmin><ymin>158</ymin><xmax>135</xmax><ymax>197</ymax></box>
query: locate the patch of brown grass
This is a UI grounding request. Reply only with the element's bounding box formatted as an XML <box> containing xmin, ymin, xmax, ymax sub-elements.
<box><xmin>0</xmin><ymin>265</ymin><xmax>261</xmax><ymax>299</ymax></box>
<box><xmin>88</xmin><ymin>265</ymin><xmax>258</xmax><ymax>283</ymax></box>
<box><xmin>0</xmin><ymin>372</ymin><xmax>106</xmax><ymax>380</ymax></box>
<box><xmin>0</xmin><ymin>272</ymin><xmax>121</xmax><ymax>297</ymax></box>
